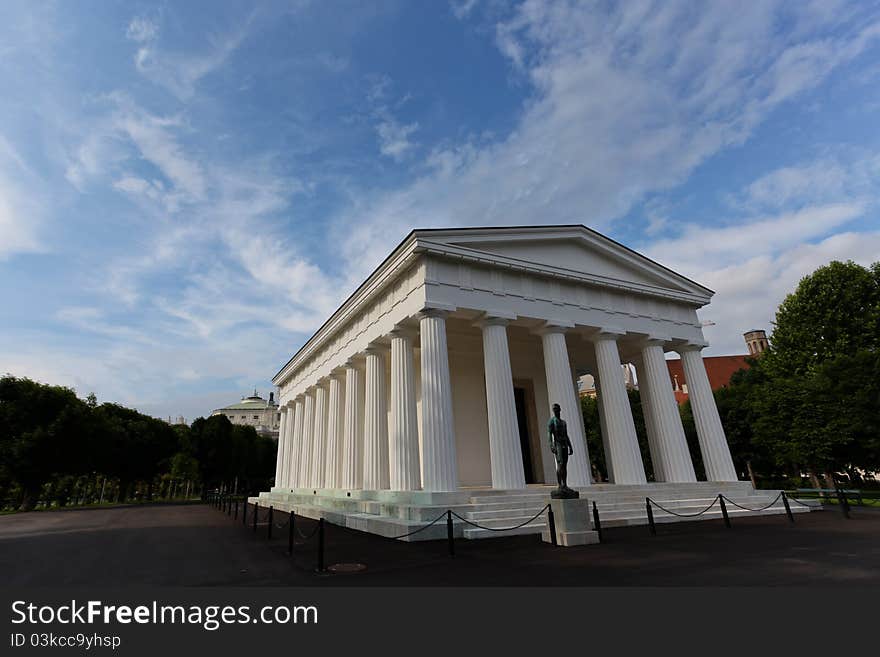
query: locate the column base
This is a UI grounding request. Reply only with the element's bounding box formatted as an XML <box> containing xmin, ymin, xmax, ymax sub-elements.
<box><xmin>542</xmin><ymin>498</ymin><xmax>600</xmax><ymax>547</ymax></box>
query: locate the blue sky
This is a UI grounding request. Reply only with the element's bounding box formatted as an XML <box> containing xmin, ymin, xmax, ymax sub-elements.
<box><xmin>2</xmin><ymin>0</ymin><xmax>879</xmax><ymax>421</ymax></box>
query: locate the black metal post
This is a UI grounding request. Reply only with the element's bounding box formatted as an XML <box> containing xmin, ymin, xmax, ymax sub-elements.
<box><xmin>317</xmin><ymin>518</ymin><xmax>325</xmax><ymax>572</ymax></box>
<box><xmin>253</xmin><ymin>502</ymin><xmax>258</xmax><ymax>533</ymax></box>
<box><xmin>547</xmin><ymin>505</ymin><xmax>558</xmax><ymax>546</ymax></box>
<box><xmin>781</xmin><ymin>491</ymin><xmax>794</xmax><ymax>523</ymax></box>
<box><xmin>592</xmin><ymin>501</ymin><xmax>602</xmax><ymax>543</ymax></box>
<box><xmin>836</xmin><ymin>486</ymin><xmax>851</xmax><ymax>519</ymax></box>
<box><xmin>719</xmin><ymin>495</ymin><xmax>731</xmax><ymax>528</ymax></box>
<box><xmin>243</xmin><ymin>500</ymin><xmax>248</xmax><ymax>525</ymax></box>
<box><xmin>288</xmin><ymin>512</ymin><xmax>295</xmax><ymax>556</ymax></box>
<box><xmin>267</xmin><ymin>506</ymin><xmax>274</xmax><ymax>540</ymax></box>
<box><xmin>446</xmin><ymin>510</ymin><xmax>455</xmax><ymax>557</ymax></box>
<box><xmin>227</xmin><ymin>496</ymin><xmax>232</xmax><ymax>516</ymax></box>
<box><xmin>646</xmin><ymin>498</ymin><xmax>656</xmax><ymax>536</ymax></box>
<box><xmin>234</xmin><ymin>500</ymin><xmax>238</xmax><ymax>520</ymax></box>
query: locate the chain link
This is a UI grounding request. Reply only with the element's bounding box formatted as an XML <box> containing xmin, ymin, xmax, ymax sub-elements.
<box><xmin>450</xmin><ymin>504</ymin><xmax>550</xmax><ymax>532</ymax></box>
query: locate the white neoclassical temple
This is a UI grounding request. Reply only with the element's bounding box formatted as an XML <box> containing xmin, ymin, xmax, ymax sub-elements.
<box><xmin>256</xmin><ymin>226</ymin><xmax>802</xmax><ymax>540</ymax></box>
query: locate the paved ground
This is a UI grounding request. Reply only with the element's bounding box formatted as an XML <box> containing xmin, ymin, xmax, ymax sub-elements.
<box><xmin>1</xmin><ymin>502</ymin><xmax>878</xmax><ymax>586</ymax></box>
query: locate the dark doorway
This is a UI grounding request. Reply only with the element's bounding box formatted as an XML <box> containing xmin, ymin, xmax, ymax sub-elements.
<box><xmin>513</xmin><ymin>387</ymin><xmax>535</xmax><ymax>484</ymax></box>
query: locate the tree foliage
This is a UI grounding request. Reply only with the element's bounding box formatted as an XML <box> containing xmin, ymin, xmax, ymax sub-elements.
<box><xmin>763</xmin><ymin>260</ymin><xmax>879</xmax><ymax>378</ymax></box>
<box><xmin>0</xmin><ymin>375</ymin><xmax>278</xmax><ymax>511</ymax></box>
<box><xmin>704</xmin><ymin>260</ymin><xmax>879</xmax><ymax>485</ymax></box>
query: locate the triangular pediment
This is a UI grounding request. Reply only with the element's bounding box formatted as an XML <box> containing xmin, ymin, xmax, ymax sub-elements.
<box><xmin>414</xmin><ymin>225</ymin><xmax>712</xmax><ymax>301</ymax></box>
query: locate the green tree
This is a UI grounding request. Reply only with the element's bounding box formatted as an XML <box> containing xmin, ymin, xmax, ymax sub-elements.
<box><xmin>764</xmin><ymin>260</ymin><xmax>879</xmax><ymax>378</ymax></box>
<box><xmin>0</xmin><ymin>376</ymin><xmax>92</xmax><ymax>510</ymax></box>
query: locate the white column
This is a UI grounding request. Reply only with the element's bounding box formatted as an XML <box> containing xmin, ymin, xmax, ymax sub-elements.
<box><xmin>640</xmin><ymin>342</ymin><xmax>697</xmax><ymax>482</ymax></box>
<box><xmin>274</xmin><ymin>407</ymin><xmax>288</xmax><ymax>488</ymax></box>
<box><xmin>679</xmin><ymin>346</ymin><xmax>738</xmax><ymax>482</ymax></box>
<box><xmin>479</xmin><ymin>317</ymin><xmax>526</xmax><ymax>489</ymax></box>
<box><xmin>419</xmin><ymin>309</ymin><xmax>458</xmax><ymax>492</ymax></box>
<box><xmin>591</xmin><ymin>332</ymin><xmax>646</xmax><ymax>485</ymax></box>
<box><xmin>287</xmin><ymin>398</ymin><xmax>304</xmax><ymax>488</ymax></box>
<box><xmin>363</xmin><ymin>347</ymin><xmax>390</xmax><ymax>490</ymax></box>
<box><xmin>539</xmin><ymin>327</ymin><xmax>591</xmax><ymax>487</ymax></box>
<box><xmin>299</xmin><ymin>391</ymin><xmax>315</xmax><ymax>488</ymax></box>
<box><xmin>632</xmin><ymin>355</ymin><xmax>665</xmax><ymax>482</ymax></box>
<box><xmin>341</xmin><ymin>361</ymin><xmax>364</xmax><ymax>489</ymax></box>
<box><xmin>389</xmin><ymin>328</ymin><xmax>421</xmax><ymax>491</ymax></box>
<box><xmin>324</xmin><ymin>374</ymin><xmax>345</xmax><ymax>488</ymax></box>
<box><xmin>311</xmin><ymin>383</ymin><xmax>328</xmax><ymax>488</ymax></box>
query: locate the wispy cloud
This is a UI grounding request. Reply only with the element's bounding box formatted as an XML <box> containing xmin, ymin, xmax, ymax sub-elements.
<box><xmin>0</xmin><ymin>135</ymin><xmax>45</xmax><ymax>259</ymax></box>
<box><xmin>336</xmin><ymin>1</ymin><xmax>880</xmax><ymax>275</ymax></box>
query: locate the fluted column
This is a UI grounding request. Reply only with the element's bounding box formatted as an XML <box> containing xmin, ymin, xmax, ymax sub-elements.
<box><xmin>341</xmin><ymin>361</ymin><xmax>364</xmax><ymax>489</ymax></box>
<box><xmin>389</xmin><ymin>328</ymin><xmax>421</xmax><ymax>491</ymax></box>
<box><xmin>363</xmin><ymin>347</ymin><xmax>390</xmax><ymax>490</ymax></box>
<box><xmin>419</xmin><ymin>309</ymin><xmax>458</xmax><ymax>492</ymax></box>
<box><xmin>324</xmin><ymin>374</ymin><xmax>345</xmax><ymax>488</ymax></box>
<box><xmin>632</xmin><ymin>355</ymin><xmax>665</xmax><ymax>482</ymax></box>
<box><xmin>479</xmin><ymin>317</ymin><xmax>526</xmax><ymax>489</ymax></box>
<box><xmin>591</xmin><ymin>332</ymin><xmax>646</xmax><ymax>485</ymax></box>
<box><xmin>539</xmin><ymin>327</ymin><xmax>591</xmax><ymax>486</ymax></box>
<box><xmin>288</xmin><ymin>398</ymin><xmax>304</xmax><ymax>488</ymax></box>
<box><xmin>311</xmin><ymin>383</ymin><xmax>328</xmax><ymax>488</ymax></box>
<box><xmin>679</xmin><ymin>346</ymin><xmax>738</xmax><ymax>481</ymax></box>
<box><xmin>274</xmin><ymin>407</ymin><xmax>288</xmax><ymax>488</ymax></box>
<box><xmin>298</xmin><ymin>391</ymin><xmax>315</xmax><ymax>488</ymax></box>
<box><xmin>640</xmin><ymin>342</ymin><xmax>696</xmax><ymax>482</ymax></box>
<box><xmin>592</xmin><ymin>371</ymin><xmax>614</xmax><ymax>482</ymax></box>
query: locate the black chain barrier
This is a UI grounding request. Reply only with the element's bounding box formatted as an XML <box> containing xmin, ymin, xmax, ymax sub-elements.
<box><xmin>720</xmin><ymin>492</ymin><xmax>783</xmax><ymax>513</ymax></box>
<box><xmin>295</xmin><ymin>519</ymin><xmax>322</xmax><ymax>541</ymax></box>
<box><xmin>647</xmin><ymin>495</ymin><xmax>720</xmax><ymax>518</ymax></box>
<box><xmin>450</xmin><ymin>504</ymin><xmax>551</xmax><ymax>532</ymax></box>
<box><xmin>788</xmin><ymin>495</ymin><xmax>823</xmax><ymax>508</ymax></box>
<box><xmin>389</xmin><ymin>511</ymin><xmax>449</xmax><ymax>540</ymax></box>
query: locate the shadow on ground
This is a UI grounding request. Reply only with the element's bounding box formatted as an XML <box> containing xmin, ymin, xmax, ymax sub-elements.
<box><xmin>1</xmin><ymin>503</ymin><xmax>878</xmax><ymax>586</ymax></box>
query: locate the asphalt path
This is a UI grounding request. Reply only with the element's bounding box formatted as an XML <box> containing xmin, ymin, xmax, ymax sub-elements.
<box><xmin>1</xmin><ymin>502</ymin><xmax>878</xmax><ymax>586</ymax></box>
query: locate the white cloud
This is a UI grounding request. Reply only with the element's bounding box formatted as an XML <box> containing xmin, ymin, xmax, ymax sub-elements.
<box><xmin>126</xmin><ymin>16</ymin><xmax>159</xmax><ymax>44</ymax></box>
<box><xmin>697</xmin><ymin>231</ymin><xmax>880</xmax><ymax>356</ymax></box>
<box><xmin>376</xmin><ymin>118</ymin><xmax>419</xmax><ymax>161</ymax></box>
<box><xmin>337</xmin><ymin>1</ymin><xmax>880</xmax><ymax>276</ymax></box>
<box><xmin>131</xmin><ymin>18</ymin><xmax>252</xmax><ymax>101</ymax></box>
<box><xmin>646</xmin><ymin>202</ymin><xmax>866</xmax><ymax>275</ymax></box>
<box><xmin>0</xmin><ymin>135</ymin><xmax>44</xmax><ymax>259</ymax></box>
<box><xmin>642</xmin><ymin>152</ymin><xmax>880</xmax><ymax>355</ymax></box>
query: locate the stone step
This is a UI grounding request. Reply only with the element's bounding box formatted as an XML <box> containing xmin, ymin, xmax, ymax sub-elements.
<box><xmin>462</xmin><ymin>522</ymin><xmax>547</xmax><ymax>540</ymax></box>
<box><xmin>464</xmin><ymin>494</ymin><xmax>781</xmax><ymax>516</ymax></box>
<box><xmin>460</xmin><ymin>504</ymin><xmax>809</xmax><ymax>538</ymax></box>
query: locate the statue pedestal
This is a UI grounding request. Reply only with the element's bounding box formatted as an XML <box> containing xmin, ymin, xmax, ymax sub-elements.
<box><xmin>542</xmin><ymin>498</ymin><xmax>600</xmax><ymax>547</ymax></box>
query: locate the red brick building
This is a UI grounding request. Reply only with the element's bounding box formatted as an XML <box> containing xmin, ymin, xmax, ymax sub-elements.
<box><xmin>666</xmin><ymin>355</ymin><xmax>750</xmax><ymax>405</ymax></box>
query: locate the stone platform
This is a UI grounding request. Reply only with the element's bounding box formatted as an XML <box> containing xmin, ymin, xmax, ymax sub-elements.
<box><xmin>251</xmin><ymin>481</ymin><xmax>814</xmax><ymax>543</ymax></box>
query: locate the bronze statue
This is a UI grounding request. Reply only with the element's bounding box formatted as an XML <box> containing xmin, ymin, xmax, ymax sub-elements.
<box><xmin>548</xmin><ymin>403</ymin><xmax>579</xmax><ymax>499</ymax></box>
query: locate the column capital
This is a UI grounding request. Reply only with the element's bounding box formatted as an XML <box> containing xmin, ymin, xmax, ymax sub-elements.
<box><xmin>531</xmin><ymin>319</ymin><xmax>575</xmax><ymax>336</ymax></box>
<box><xmin>640</xmin><ymin>335</ymin><xmax>672</xmax><ymax>348</ymax></box>
<box><xmin>677</xmin><ymin>340</ymin><xmax>708</xmax><ymax>353</ymax></box>
<box><xmin>473</xmin><ymin>311</ymin><xmax>516</xmax><ymax>329</ymax></box>
<box><xmin>585</xmin><ymin>326</ymin><xmax>627</xmax><ymax>342</ymax></box>
<box><xmin>363</xmin><ymin>342</ymin><xmax>389</xmax><ymax>356</ymax></box>
<box><xmin>343</xmin><ymin>355</ymin><xmax>364</xmax><ymax>370</ymax></box>
<box><xmin>418</xmin><ymin>303</ymin><xmax>456</xmax><ymax>320</ymax></box>
<box><xmin>388</xmin><ymin>324</ymin><xmax>418</xmax><ymax>340</ymax></box>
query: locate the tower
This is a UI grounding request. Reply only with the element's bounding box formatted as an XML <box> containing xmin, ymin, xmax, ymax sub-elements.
<box><xmin>743</xmin><ymin>329</ymin><xmax>769</xmax><ymax>356</ymax></box>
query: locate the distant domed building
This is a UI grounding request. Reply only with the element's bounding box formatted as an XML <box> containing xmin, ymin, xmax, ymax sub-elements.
<box><xmin>211</xmin><ymin>390</ymin><xmax>280</xmax><ymax>439</ymax></box>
